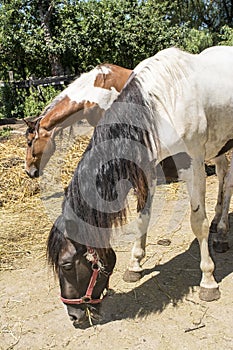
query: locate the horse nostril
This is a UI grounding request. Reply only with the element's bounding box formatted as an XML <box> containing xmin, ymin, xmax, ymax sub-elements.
<box><xmin>26</xmin><ymin>168</ymin><xmax>39</xmax><ymax>178</ymax></box>
<box><xmin>34</xmin><ymin>169</ymin><xmax>39</xmax><ymax>178</ymax></box>
<box><xmin>69</xmin><ymin>314</ymin><xmax>77</xmax><ymax>322</ymax></box>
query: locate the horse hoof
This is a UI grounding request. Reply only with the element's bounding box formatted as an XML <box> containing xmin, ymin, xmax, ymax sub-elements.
<box><xmin>123</xmin><ymin>269</ymin><xmax>142</xmax><ymax>283</ymax></box>
<box><xmin>199</xmin><ymin>286</ymin><xmax>220</xmax><ymax>302</ymax></box>
<box><xmin>213</xmin><ymin>240</ymin><xmax>229</xmax><ymax>253</ymax></box>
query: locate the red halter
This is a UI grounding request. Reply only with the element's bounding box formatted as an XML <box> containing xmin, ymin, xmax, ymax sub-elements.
<box><xmin>60</xmin><ymin>247</ymin><xmax>108</xmax><ymax>305</ymax></box>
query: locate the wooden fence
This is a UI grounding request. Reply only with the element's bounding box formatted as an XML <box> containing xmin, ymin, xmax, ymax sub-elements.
<box><xmin>0</xmin><ymin>75</ymin><xmax>75</xmax><ymax>89</ymax></box>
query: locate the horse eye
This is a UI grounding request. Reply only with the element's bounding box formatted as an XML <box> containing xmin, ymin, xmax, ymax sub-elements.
<box><xmin>61</xmin><ymin>262</ymin><xmax>73</xmax><ymax>271</ymax></box>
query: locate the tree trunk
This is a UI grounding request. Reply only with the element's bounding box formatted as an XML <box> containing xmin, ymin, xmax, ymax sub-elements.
<box><xmin>38</xmin><ymin>1</ymin><xmax>64</xmax><ymax>76</ymax></box>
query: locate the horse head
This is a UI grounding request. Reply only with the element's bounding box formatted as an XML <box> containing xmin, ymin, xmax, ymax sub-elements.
<box><xmin>24</xmin><ymin>118</ymin><xmax>56</xmax><ymax>178</ymax></box>
<box><xmin>24</xmin><ymin>64</ymin><xmax>132</xmax><ymax>179</ymax></box>
<box><xmin>47</xmin><ymin>216</ymin><xmax>116</xmax><ymax>328</ymax></box>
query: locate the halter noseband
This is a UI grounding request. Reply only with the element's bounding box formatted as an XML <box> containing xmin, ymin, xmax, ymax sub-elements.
<box><xmin>60</xmin><ymin>247</ymin><xmax>109</xmax><ymax>305</ymax></box>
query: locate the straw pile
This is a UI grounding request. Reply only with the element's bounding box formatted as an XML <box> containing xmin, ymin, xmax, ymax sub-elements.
<box><xmin>60</xmin><ymin>135</ymin><xmax>91</xmax><ymax>188</ymax></box>
<box><xmin>0</xmin><ymin>136</ymin><xmax>40</xmax><ymax>207</ymax></box>
<box><xmin>0</xmin><ymin>133</ymin><xmax>91</xmax><ymax>270</ymax></box>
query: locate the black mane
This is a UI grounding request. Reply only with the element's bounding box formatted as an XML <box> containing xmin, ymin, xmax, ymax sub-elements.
<box><xmin>47</xmin><ymin>215</ymin><xmax>67</xmax><ymax>271</ymax></box>
<box><xmin>59</xmin><ymin>76</ymin><xmax>158</xmax><ymax>247</ymax></box>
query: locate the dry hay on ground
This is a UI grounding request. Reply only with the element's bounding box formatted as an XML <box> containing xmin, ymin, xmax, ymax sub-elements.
<box><xmin>0</xmin><ymin>134</ymin><xmax>91</xmax><ymax>270</ymax></box>
<box><xmin>0</xmin><ymin>136</ymin><xmax>40</xmax><ymax>207</ymax></box>
<box><xmin>60</xmin><ymin>135</ymin><xmax>91</xmax><ymax>187</ymax></box>
<box><xmin>0</xmin><ymin>199</ymin><xmax>51</xmax><ymax>270</ymax></box>
<box><xmin>0</xmin><ymin>132</ymin><xmax>189</xmax><ymax>271</ymax></box>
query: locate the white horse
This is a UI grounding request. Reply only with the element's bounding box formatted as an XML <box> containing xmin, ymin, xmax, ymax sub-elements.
<box><xmin>211</xmin><ymin>150</ymin><xmax>233</xmax><ymax>252</ymax></box>
<box><xmin>48</xmin><ymin>45</ymin><xmax>233</xmax><ymax>326</ymax></box>
<box><xmin>139</xmin><ymin>46</ymin><xmax>233</xmax><ymax>255</ymax></box>
<box><xmin>121</xmin><ymin>45</ymin><xmax>233</xmax><ymax>302</ymax></box>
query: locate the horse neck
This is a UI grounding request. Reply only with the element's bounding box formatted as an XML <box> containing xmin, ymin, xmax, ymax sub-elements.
<box><xmin>39</xmin><ymin>95</ymin><xmax>85</xmax><ymax>131</ymax></box>
<box><xmin>39</xmin><ymin>64</ymin><xmax>132</xmax><ymax>131</ymax></box>
<box><xmin>95</xmin><ymin>64</ymin><xmax>132</xmax><ymax>91</ymax></box>
<box><xmin>40</xmin><ymin>64</ymin><xmax>132</xmax><ymax>130</ymax></box>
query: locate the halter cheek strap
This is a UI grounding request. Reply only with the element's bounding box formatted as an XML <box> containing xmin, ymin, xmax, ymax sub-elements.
<box><xmin>60</xmin><ymin>247</ymin><xmax>109</xmax><ymax>305</ymax></box>
<box><xmin>60</xmin><ymin>266</ymin><xmax>102</xmax><ymax>305</ymax></box>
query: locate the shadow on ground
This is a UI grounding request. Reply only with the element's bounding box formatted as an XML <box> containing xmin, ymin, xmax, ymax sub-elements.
<box><xmin>100</xmin><ymin>221</ymin><xmax>233</xmax><ymax>325</ymax></box>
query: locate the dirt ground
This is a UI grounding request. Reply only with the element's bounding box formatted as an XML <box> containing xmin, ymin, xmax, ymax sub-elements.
<box><xmin>1</xmin><ymin>124</ymin><xmax>233</xmax><ymax>350</ymax></box>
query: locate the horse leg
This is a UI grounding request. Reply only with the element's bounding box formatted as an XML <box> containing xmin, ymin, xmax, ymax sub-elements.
<box><xmin>123</xmin><ymin>185</ymin><xmax>155</xmax><ymax>283</ymax></box>
<box><xmin>123</xmin><ymin>233</ymin><xmax>147</xmax><ymax>282</ymax></box>
<box><xmin>210</xmin><ymin>154</ymin><xmax>228</xmax><ymax>233</ymax></box>
<box><xmin>187</xmin><ymin>158</ymin><xmax>220</xmax><ymax>301</ymax></box>
<box><xmin>213</xmin><ymin>151</ymin><xmax>233</xmax><ymax>252</ymax></box>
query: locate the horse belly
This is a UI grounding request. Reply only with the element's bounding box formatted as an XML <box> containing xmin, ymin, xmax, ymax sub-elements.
<box><xmin>198</xmin><ymin>51</ymin><xmax>233</xmax><ymax>159</ymax></box>
<box><xmin>205</xmin><ymin>107</ymin><xmax>233</xmax><ymax>160</ymax></box>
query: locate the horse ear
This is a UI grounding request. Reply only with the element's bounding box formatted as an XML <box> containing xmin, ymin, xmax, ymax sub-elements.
<box><xmin>23</xmin><ymin>118</ymin><xmax>36</xmax><ymax>129</ymax></box>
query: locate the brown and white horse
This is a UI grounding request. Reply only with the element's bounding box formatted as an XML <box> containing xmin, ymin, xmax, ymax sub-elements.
<box><xmin>24</xmin><ymin>63</ymin><xmax>132</xmax><ymax>178</ymax></box>
<box><xmin>47</xmin><ymin>46</ymin><xmax>233</xmax><ymax>327</ymax></box>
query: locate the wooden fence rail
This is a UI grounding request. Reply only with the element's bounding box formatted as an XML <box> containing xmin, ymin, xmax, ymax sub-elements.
<box><xmin>0</xmin><ymin>75</ymin><xmax>75</xmax><ymax>89</ymax></box>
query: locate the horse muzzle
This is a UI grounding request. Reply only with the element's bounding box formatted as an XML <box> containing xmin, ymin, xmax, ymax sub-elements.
<box><xmin>67</xmin><ymin>304</ymin><xmax>101</xmax><ymax>329</ymax></box>
<box><xmin>25</xmin><ymin>166</ymin><xmax>41</xmax><ymax>178</ymax></box>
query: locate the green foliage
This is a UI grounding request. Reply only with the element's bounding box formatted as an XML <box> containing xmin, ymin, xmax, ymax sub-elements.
<box><xmin>182</xmin><ymin>28</ymin><xmax>213</xmax><ymax>53</ymax></box>
<box><xmin>0</xmin><ymin>84</ymin><xmax>59</xmax><ymax>119</ymax></box>
<box><xmin>0</xmin><ymin>0</ymin><xmax>232</xmax><ymax>119</ymax></box>
<box><xmin>0</xmin><ymin>126</ymin><xmax>12</xmax><ymax>139</ymax></box>
<box><xmin>218</xmin><ymin>25</ymin><xmax>233</xmax><ymax>46</ymax></box>
<box><xmin>0</xmin><ymin>84</ymin><xmax>26</xmax><ymax>119</ymax></box>
<box><xmin>24</xmin><ymin>86</ymin><xmax>60</xmax><ymax>118</ymax></box>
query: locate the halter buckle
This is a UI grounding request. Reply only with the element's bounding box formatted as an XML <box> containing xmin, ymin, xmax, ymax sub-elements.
<box><xmin>81</xmin><ymin>296</ymin><xmax>92</xmax><ymax>303</ymax></box>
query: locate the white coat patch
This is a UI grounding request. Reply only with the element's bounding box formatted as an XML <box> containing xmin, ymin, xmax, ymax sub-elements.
<box><xmin>61</xmin><ymin>67</ymin><xmax>119</xmax><ymax>110</ymax></box>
